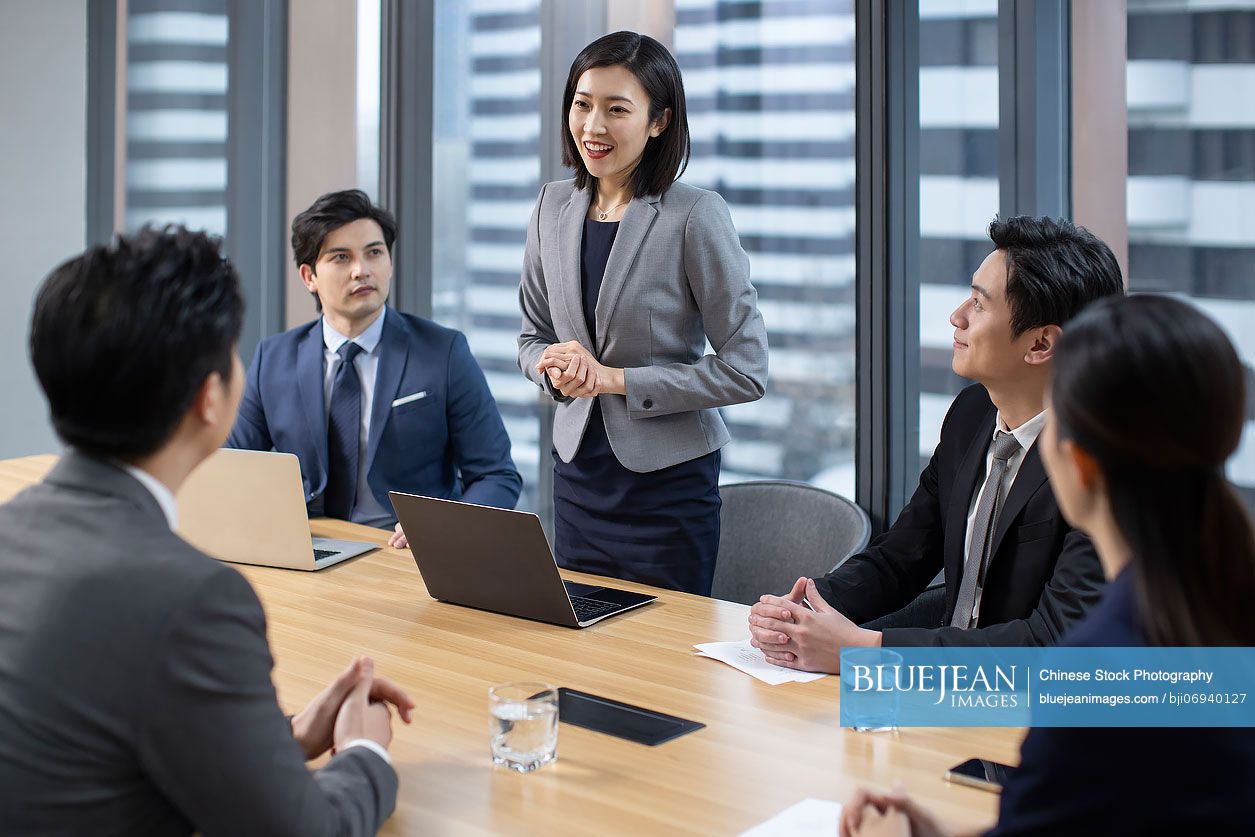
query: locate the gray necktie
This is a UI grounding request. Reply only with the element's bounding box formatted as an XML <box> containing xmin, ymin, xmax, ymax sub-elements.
<box><xmin>951</xmin><ymin>430</ymin><xmax>1022</xmax><ymax>628</ymax></box>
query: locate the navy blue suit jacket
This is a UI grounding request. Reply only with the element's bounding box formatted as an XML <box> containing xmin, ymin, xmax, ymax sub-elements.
<box><xmin>227</xmin><ymin>308</ymin><xmax>521</xmax><ymax>521</ymax></box>
<box><xmin>990</xmin><ymin>570</ymin><xmax>1255</xmax><ymax>835</ymax></box>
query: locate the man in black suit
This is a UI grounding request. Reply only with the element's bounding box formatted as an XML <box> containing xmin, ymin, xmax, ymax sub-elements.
<box><xmin>748</xmin><ymin>217</ymin><xmax>1125</xmax><ymax>672</ymax></box>
<box><xmin>0</xmin><ymin>227</ymin><xmax>412</xmax><ymax>835</ymax></box>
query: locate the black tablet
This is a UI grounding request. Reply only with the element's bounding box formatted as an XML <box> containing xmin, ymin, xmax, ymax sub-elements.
<box><xmin>557</xmin><ymin>688</ymin><xmax>705</xmax><ymax>746</ymax></box>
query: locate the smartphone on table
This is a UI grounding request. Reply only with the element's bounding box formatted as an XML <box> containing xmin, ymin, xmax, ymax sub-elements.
<box><xmin>945</xmin><ymin>758</ymin><xmax>1015</xmax><ymax>793</ymax></box>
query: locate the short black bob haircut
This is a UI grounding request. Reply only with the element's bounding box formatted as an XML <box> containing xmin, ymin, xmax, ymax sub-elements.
<box><xmin>291</xmin><ymin>189</ymin><xmax>398</xmax><ymax>311</ymax></box>
<box><xmin>987</xmin><ymin>215</ymin><xmax>1125</xmax><ymax>336</ymax></box>
<box><xmin>561</xmin><ymin>31</ymin><xmax>691</xmax><ymax>198</ymax></box>
<box><xmin>30</xmin><ymin>225</ymin><xmax>244</xmax><ymax>461</ymax></box>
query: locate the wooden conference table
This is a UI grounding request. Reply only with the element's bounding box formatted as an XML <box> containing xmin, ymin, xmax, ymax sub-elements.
<box><xmin>0</xmin><ymin>455</ymin><xmax>1021</xmax><ymax>835</ymax></box>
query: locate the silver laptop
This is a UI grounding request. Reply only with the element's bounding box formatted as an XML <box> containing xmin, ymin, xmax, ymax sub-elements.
<box><xmin>178</xmin><ymin>449</ymin><xmax>376</xmax><ymax>570</ymax></box>
<box><xmin>389</xmin><ymin>492</ymin><xmax>656</xmax><ymax>628</ymax></box>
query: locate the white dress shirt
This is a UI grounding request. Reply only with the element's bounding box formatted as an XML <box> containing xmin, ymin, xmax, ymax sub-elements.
<box><xmin>337</xmin><ymin>738</ymin><xmax>391</xmax><ymax>765</ymax></box>
<box><xmin>321</xmin><ymin>312</ymin><xmax>393</xmax><ymax>527</ymax></box>
<box><xmin>121</xmin><ymin>461</ymin><xmax>392</xmax><ymax>766</ymax></box>
<box><xmin>960</xmin><ymin>409</ymin><xmax>1048</xmax><ymax>625</ymax></box>
<box><xmin>120</xmin><ymin>463</ymin><xmax>179</xmax><ymax>530</ymax></box>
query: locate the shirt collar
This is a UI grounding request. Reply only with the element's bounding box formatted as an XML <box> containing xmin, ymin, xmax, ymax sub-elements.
<box><xmin>322</xmin><ymin>308</ymin><xmax>386</xmax><ymax>356</ymax></box>
<box><xmin>119</xmin><ymin>463</ymin><xmax>179</xmax><ymax>530</ymax></box>
<box><xmin>995</xmin><ymin>408</ymin><xmax>1048</xmax><ymax>453</ymax></box>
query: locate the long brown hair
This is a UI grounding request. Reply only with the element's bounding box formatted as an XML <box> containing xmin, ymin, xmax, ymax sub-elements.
<box><xmin>1052</xmin><ymin>294</ymin><xmax>1255</xmax><ymax>645</ymax></box>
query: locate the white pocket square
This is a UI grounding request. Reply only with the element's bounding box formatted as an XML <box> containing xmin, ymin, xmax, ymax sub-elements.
<box><xmin>392</xmin><ymin>391</ymin><xmax>429</xmax><ymax>408</ymax></box>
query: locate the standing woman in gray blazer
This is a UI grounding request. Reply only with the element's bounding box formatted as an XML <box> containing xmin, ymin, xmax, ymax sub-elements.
<box><xmin>517</xmin><ymin>31</ymin><xmax>768</xmax><ymax>595</ymax></box>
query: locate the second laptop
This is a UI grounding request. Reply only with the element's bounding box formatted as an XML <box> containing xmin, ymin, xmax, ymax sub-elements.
<box><xmin>389</xmin><ymin>492</ymin><xmax>656</xmax><ymax>628</ymax></box>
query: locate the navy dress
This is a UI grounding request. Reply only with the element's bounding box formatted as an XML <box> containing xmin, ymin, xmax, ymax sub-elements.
<box><xmin>552</xmin><ymin>219</ymin><xmax>722</xmax><ymax>596</ymax></box>
<box><xmin>988</xmin><ymin>569</ymin><xmax>1255</xmax><ymax>835</ymax></box>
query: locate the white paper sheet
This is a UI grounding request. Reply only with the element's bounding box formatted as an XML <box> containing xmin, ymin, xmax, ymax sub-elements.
<box><xmin>739</xmin><ymin>798</ymin><xmax>843</xmax><ymax>836</ymax></box>
<box><xmin>693</xmin><ymin>638</ymin><xmax>828</xmax><ymax>685</ymax></box>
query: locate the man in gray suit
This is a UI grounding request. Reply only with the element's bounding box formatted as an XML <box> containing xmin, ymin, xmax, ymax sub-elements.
<box><xmin>0</xmin><ymin>227</ymin><xmax>412</xmax><ymax>835</ymax></box>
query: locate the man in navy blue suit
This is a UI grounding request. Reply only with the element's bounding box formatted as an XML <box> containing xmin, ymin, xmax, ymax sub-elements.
<box><xmin>228</xmin><ymin>190</ymin><xmax>521</xmax><ymax>546</ymax></box>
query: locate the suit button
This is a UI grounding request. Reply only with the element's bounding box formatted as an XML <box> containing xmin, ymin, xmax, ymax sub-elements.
<box><xmin>642</xmin><ymin>399</ymin><xmax>654</xmax><ymax>409</ymax></box>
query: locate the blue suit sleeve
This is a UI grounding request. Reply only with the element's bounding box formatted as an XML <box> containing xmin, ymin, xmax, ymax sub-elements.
<box><xmin>446</xmin><ymin>332</ymin><xmax>523</xmax><ymax>509</ymax></box>
<box><xmin>226</xmin><ymin>341</ymin><xmax>273</xmax><ymax>451</ymax></box>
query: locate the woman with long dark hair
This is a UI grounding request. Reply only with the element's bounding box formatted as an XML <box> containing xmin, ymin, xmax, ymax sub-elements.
<box><xmin>517</xmin><ymin>32</ymin><xmax>768</xmax><ymax>595</ymax></box>
<box><xmin>841</xmin><ymin>294</ymin><xmax>1255</xmax><ymax>836</ymax></box>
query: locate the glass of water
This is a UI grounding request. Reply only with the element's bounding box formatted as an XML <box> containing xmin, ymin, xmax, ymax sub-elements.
<box><xmin>840</xmin><ymin>648</ymin><xmax>904</xmax><ymax>732</ymax></box>
<box><xmin>489</xmin><ymin>682</ymin><xmax>558</xmax><ymax>772</ymax></box>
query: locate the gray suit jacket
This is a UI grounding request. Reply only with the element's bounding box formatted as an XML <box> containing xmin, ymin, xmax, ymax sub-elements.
<box><xmin>0</xmin><ymin>453</ymin><xmax>397</xmax><ymax>836</ymax></box>
<box><xmin>518</xmin><ymin>179</ymin><xmax>769</xmax><ymax>472</ymax></box>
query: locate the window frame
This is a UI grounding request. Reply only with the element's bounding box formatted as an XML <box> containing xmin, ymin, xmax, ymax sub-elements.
<box><xmin>370</xmin><ymin>0</ymin><xmax>1081</xmax><ymax>533</ymax></box>
<box><xmin>85</xmin><ymin>0</ymin><xmax>290</xmax><ymax>362</ymax></box>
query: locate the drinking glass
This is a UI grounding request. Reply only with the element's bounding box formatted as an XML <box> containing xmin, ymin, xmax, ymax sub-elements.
<box><xmin>840</xmin><ymin>648</ymin><xmax>904</xmax><ymax>732</ymax></box>
<box><xmin>489</xmin><ymin>682</ymin><xmax>558</xmax><ymax>772</ymax></box>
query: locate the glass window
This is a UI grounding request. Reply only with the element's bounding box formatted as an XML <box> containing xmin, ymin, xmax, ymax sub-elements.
<box><xmin>124</xmin><ymin>0</ymin><xmax>230</xmax><ymax>236</ymax></box>
<box><xmin>917</xmin><ymin>0</ymin><xmax>1000</xmax><ymax>475</ymax></box>
<box><xmin>357</xmin><ymin>0</ymin><xmax>382</xmax><ymax>198</ymax></box>
<box><xmin>1126</xmin><ymin>0</ymin><xmax>1255</xmax><ymax>511</ymax></box>
<box><xmin>674</xmin><ymin>0</ymin><xmax>859</xmax><ymax>498</ymax></box>
<box><xmin>431</xmin><ymin>0</ymin><xmax>544</xmax><ymax>510</ymax></box>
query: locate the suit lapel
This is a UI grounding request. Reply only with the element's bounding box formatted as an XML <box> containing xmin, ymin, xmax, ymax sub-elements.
<box><xmin>558</xmin><ymin>186</ymin><xmax>596</xmax><ymax>350</ymax></box>
<box><xmin>944</xmin><ymin>406</ymin><xmax>996</xmax><ymax>616</ymax></box>
<box><xmin>593</xmin><ymin>194</ymin><xmax>659</xmax><ymax>355</ymax></box>
<box><xmin>987</xmin><ymin>441</ymin><xmax>1047</xmax><ymax>561</ymax></box>
<box><xmin>365</xmin><ymin>309</ymin><xmax>408</xmax><ymax>474</ymax></box>
<box><xmin>295</xmin><ymin>324</ymin><xmax>328</xmax><ymax>477</ymax></box>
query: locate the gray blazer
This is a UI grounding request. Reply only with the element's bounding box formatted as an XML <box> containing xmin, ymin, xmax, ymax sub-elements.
<box><xmin>0</xmin><ymin>453</ymin><xmax>397</xmax><ymax>836</ymax></box>
<box><xmin>518</xmin><ymin>179</ymin><xmax>769</xmax><ymax>472</ymax></box>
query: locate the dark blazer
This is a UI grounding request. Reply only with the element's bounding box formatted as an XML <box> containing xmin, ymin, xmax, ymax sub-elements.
<box><xmin>0</xmin><ymin>453</ymin><xmax>397</xmax><ymax>835</ymax></box>
<box><xmin>990</xmin><ymin>570</ymin><xmax>1255</xmax><ymax>835</ymax></box>
<box><xmin>813</xmin><ymin>383</ymin><xmax>1105</xmax><ymax>646</ymax></box>
<box><xmin>228</xmin><ymin>307</ymin><xmax>521</xmax><ymax>518</ymax></box>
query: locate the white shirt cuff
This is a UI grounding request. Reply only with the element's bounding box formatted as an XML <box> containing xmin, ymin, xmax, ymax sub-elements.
<box><xmin>341</xmin><ymin>738</ymin><xmax>392</xmax><ymax>766</ymax></box>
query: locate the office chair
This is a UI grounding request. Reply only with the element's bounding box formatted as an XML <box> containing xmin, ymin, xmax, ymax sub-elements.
<box><xmin>711</xmin><ymin>480</ymin><xmax>871</xmax><ymax>605</ymax></box>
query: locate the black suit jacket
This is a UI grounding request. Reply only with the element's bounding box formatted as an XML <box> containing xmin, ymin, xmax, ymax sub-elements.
<box><xmin>0</xmin><ymin>453</ymin><xmax>397</xmax><ymax>836</ymax></box>
<box><xmin>813</xmin><ymin>383</ymin><xmax>1105</xmax><ymax>646</ymax></box>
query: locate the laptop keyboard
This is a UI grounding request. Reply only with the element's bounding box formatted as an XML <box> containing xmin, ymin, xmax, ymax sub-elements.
<box><xmin>571</xmin><ymin>597</ymin><xmax>620</xmax><ymax>621</ymax></box>
<box><xmin>313</xmin><ymin>548</ymin><xmax>338</xmax><ymax>562</ymax></box>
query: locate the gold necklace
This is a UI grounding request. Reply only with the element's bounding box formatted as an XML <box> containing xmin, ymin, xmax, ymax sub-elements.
<box><xmin>594</xmin><ymin>198</ymin><xmax>629</xmax><ymax>221</ymax></box>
